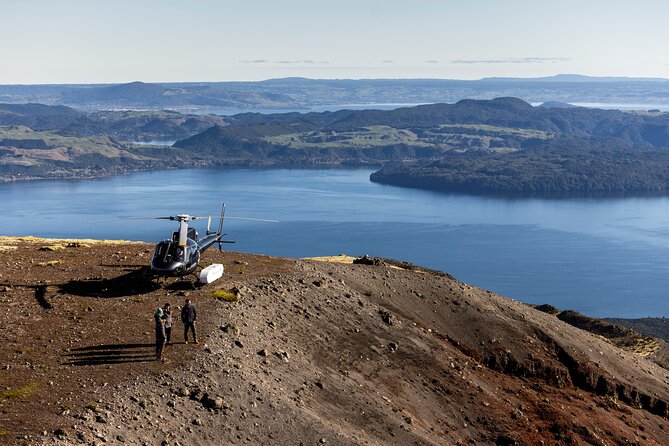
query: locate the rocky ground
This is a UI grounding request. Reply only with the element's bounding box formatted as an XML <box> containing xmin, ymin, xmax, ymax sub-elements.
<box><xmin>0</xmin><ymin>237</ymin><xmax>667</xmax><ymax>445</ymax></box>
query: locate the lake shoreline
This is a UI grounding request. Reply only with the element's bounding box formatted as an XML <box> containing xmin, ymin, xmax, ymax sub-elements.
<box><xmin>7</xmin><ymin>161</ymin><xmax>669</xmax><ymax>201</ymax></box>
<box><xmin>0</xmin><ymin>160</ymin><xmax>386</xmax><ymax>184</ymax></box>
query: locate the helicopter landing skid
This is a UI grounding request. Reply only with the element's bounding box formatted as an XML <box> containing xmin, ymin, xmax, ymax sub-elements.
<box><xmin>141</xmin><ymin>267</ymin><xmax>158</xmax><ymax>281</ymax></box>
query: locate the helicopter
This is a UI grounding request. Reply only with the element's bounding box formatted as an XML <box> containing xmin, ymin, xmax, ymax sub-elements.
<box><xmin>149</xmin><ymin>205</ymin><xmax>231</xmax><ymax>277</ymax></box>
<box><xmin>91</xmin><ymin>204</ymin><xmax>276</xmax><ymax>278</ymax></box>
<box><xmin>147</xmin><ymin>204</ymin><xmax>279</xmax><ymax>277</ymax></box>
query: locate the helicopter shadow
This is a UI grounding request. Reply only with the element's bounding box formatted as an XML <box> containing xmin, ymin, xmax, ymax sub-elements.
<box><xmin>35</xmin><ymin>285</ymin><xmax>54</xmax><ymax>309</ymax></box>
<box><xmin>63</xmin><ymin>343</ymin><xmax>156</xmax><ymax>366</ymax></box>
<box><xmin>60</xmin><ymin>267</ymin><xmax>161</xmax><ymax>298</ymax></box>
<box><xmin>0</xmin><ymin>282</ymin><xmax>55</xmax><ymax>310</ymax></box>
<box><xmin>165</xmin><ymin>279</ymin><xmax>201</xmax><ymax>292</ymax></box>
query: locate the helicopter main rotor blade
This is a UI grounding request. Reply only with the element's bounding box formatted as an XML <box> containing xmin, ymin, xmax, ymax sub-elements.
<box><xmin>87</xmin><ymin>216</ymin><xmax>176</xmax><ymax>223</ymax></box>
<box><xmin>89</xmin><ymin>213</ymin><xmax>277</xmax><ymax>224</ymax></box>
<box><xmin>191</xmin><ymin>216</ymin><xmax>279</xmax><ymax>223</ymax></box>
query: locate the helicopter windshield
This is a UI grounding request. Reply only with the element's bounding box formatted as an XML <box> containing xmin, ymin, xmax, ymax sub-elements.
<box><xmin>154</xmin><ymin>241</ymin><xmax>187</xmax><ymax>265</ymax></box>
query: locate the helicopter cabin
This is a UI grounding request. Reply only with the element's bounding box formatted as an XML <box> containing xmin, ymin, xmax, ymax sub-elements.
<box><xmin>151</xmin><ymin>237</ymin><xmax>200</xmax><ymax>275</ymax></box>
<box><xmin>154</xmin><ymin>240</ymin><xmax>186</xmax><ymax>263</ymax></box>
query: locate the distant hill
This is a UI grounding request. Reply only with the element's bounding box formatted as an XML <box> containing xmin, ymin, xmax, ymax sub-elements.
<box><xmin>0</xmin><ymin>103</ymin><xmax>83</xmax><ymax>130</ymax></box>
<box><xmin>58</xmin><ymin>81</ymin><xmax>301</xmax><ymax>110</ymax></box>
<box><xmin>1</xmin><ymin>75</ymin><xmax>669</xmax><ymax>112</ymax></box>
<box><xmin>4</xmin><ymin>98</ymin><xmax>669</xmax><ymax>191</ymax></box>
<box><xmin>171</xmin><ymin>98</ymin><xmax>669</xmax><ymax>193</ymax></box>
<box><xmin>0</xmin><ymin>103</ymin><xmax>227</xmax><ymax>141</ymax></box>
<box><xmin>0</xmin><ymin>103</ymin><xmax>80</xmax><ymax>116</ymax></box>
<box><xmin>483</xmin><ymin>74</ymin><xmax>669</xmax><ymax>83</ymax></box>
<box><xmin>0</xmin><ymin>106</ymin><xmax>230</xmax><ymax>181</ymax></box>
<box><xmin>179</xmin><ymin>97</ymin><xmax>669</xmax><ymax>152</ymax></box>
<box><xmin>537</xmin><ymin>101</ymin><xmax>578</xmax><ymax>109</ymax></box>
<box><xmin>62</xmin><ymin>81</ymin><xmax>167</xmax><ymax>103</ymax></box>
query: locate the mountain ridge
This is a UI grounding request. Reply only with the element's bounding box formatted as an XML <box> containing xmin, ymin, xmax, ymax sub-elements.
<box><xmin>0</xmin><ymin>237</ymin><xmax>667</xmax><ymax>445</ymax></box>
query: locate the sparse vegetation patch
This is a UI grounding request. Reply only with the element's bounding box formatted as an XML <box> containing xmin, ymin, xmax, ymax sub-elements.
<box><xmin>212</xmin><ymin>289</ymin><xmax>239</xmax><ymax>302</ymax></box>
<box><xmin>0</xmin><ymin>382</ymin><xmax>38</xmax><ymax>400</ymax></box>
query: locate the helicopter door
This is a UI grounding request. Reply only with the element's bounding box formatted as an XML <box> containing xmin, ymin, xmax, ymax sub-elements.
<box><xmin>186</xmin><ymin>239</ymin><xmax>198</xmax><ymax>263</ymax></box>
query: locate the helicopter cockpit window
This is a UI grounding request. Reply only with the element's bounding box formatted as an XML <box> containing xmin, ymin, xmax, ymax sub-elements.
<box><xmin>154</xmin><ymin>241</ymin><xmax>188</xmax><ymax>266</ymax></box>
<box><xmin>155</xmin><ymin>241</ymin><xmax>169</xmax><ymax>259</ymax></box>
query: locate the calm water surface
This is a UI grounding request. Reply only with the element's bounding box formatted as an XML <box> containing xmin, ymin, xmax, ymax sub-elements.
<box><xmin>2</xmin><ymin>168</ymin><xmax>668</xmax><ymax>318</ymax></box>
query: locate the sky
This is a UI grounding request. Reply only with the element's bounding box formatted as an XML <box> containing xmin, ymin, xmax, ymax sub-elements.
<box><xmin>1</xmin><ymin>0</ymin><xmax>668</xmax><ymax>84</ymax></box>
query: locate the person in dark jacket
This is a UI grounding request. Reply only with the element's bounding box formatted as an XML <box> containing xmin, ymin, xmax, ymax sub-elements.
<box><xmin>154</xmin><ymin>307</ymin><xmax>166</xmax><ymax>361</ymax></box>
<box><xmin>181</xmin><ymin>299</ymin><xmax>197</xmax><ymax>344</ymax></box>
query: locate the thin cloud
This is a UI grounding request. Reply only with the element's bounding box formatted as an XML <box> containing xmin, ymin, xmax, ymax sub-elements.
<box><xmin>425</xmin><ymin>60</ymin><xmax>439</xmax><ymax>64</ymax></box>
<box><xmin>278</xmin><ymin>60</ymin><xmax>321</xmax><ymax>64</ymax></box>
<box><xmin>381</xmin><ymin>60</ymin><xmax>394</xmax><ymax>64</ymax></box>
<box><xmin>240</xmin><ymin>59</ymin><xmax>326</xmax><ymax>64</ymax></box>
<box><xmin>451</xmin><ymin>57</ymin><xmax>570</xmax><ymax>64</ymax></box>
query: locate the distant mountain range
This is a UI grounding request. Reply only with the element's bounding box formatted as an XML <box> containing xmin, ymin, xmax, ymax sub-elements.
<box><xmin>3</xmin><ymin>97</ymin><xmax>669</xmax><ymax>194</ymax></box>
<box><xmin>481</xmin><ymin>73</ymin><xmax>669</xmax><ymax>83</ymax></box>
<box><xmin>1</xmin><ymin>75</ymin><xmax>669</xmax><ymax>112</ymax></box>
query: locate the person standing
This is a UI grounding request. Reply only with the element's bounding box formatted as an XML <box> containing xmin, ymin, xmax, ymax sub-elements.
<box><xmin>181</xmin><ymin>299</ymin><xmax>198</xmax><ymax>344</ymax></box>
<box><xmin>163</xmin><ymin>303</ymin><xmax>173</xmax><ymax>345</ymax></box>
<box><xmin>154</xmin><ymin>307</ymin><xmax>166</xmax><ymax>361</ymax></box>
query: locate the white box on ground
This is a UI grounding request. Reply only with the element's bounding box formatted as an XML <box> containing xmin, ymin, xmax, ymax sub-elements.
<box><xmin>200</xmin><ymin>263</ymin><xmax>224</xmax><ymax>284</ymax></box>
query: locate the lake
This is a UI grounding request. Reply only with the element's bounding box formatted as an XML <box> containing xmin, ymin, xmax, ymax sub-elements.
<box><xmin>2</xmin><ymin>168</ymin><xmax>668</xmax><ymax>318</ymax></box>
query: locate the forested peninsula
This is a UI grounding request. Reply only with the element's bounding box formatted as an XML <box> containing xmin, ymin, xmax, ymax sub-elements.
<box><xmin>369</xmin><ymin>145</ymin><xmax>669</xmax><ymax>195</ymax></box>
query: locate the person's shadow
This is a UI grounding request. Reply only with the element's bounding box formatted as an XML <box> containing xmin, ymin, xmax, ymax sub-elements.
<box><xmin>62</xmin><ymin>343</ymin><xmax>157</xmax><ymax>365</ymax></box>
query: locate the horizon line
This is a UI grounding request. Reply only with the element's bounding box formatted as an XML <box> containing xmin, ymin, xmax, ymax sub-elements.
<box><xmin>2</xmin><ymin>73</ymin><xmax>669</xmax><ymax>86</ymax></box>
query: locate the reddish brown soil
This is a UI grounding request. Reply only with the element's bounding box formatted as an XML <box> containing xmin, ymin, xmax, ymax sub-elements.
<box><xmin>0</xmin><ymin>238</ymin><xmax>667</xmax><ymax>445</ymax></box>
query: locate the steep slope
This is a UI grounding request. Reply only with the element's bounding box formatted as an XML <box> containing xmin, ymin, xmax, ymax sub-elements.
<box><xmin>605</xmin><ymin>318</ymin><xmax>669</xmax><ymax>342</ymax></box>
<box><xmin>0</xmin><ymin>238</ymin><xmax>666</xmax><ymax>445</ymax></box>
